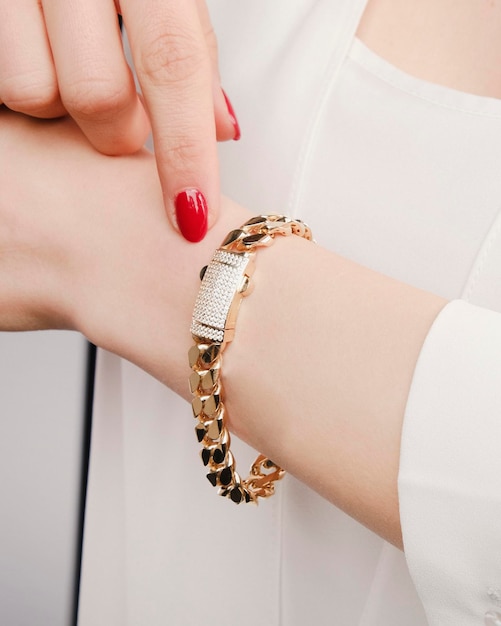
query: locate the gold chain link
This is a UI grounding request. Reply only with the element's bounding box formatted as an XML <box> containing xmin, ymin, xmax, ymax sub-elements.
<box><xmin>189</xmin><ymin>215</ymin><xmax>313</xmax><ymax>503</ymax></box>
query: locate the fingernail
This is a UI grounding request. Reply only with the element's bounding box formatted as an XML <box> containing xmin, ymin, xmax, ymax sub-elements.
<box><xmin>175</xmin><ymin>189</ymin><xmax>208</xmax><ymax>242</ymax></box>
<box><xmin>222</xmin><ymin>90</ymin><xmax>241</xmax><ymax>141</ymax></box>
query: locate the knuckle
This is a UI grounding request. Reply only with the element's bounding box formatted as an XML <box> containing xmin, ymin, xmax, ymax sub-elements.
<box><xmin>62</xmin><ymin>75</ymin><xmax>131</xmax><ymax>120</ymax></box>
<box><xmin>138</xmin><ymin>27</ymin><xmax>207</xmax><ymax>85</ymax></box>
<box><xmin>1</xmin><ymin>72</ymin><xmax>60</xmax><ymax>114</ymax></box>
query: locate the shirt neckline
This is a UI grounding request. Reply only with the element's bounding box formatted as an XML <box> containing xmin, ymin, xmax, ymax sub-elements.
<box><xmin>349</xmin><ymin>36</ymin><xmax>501</xmax><ymax>119</ymax></box>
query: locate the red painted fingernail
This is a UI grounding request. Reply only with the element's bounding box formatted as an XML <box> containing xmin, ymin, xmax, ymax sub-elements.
<box><xmin>222</xmin><ymin>89</ymin><xmax>241</xmax><ymax>141</ymax></box>
<box><xmin>175</xmin><ymin>189</ymin><xmax>208</xmax><ymax>242</ymax></box>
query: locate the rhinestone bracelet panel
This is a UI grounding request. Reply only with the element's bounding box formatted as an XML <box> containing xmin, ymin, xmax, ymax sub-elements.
<box><xmin>191</xmin><ymin>250</ymin><xmax>250</xmax><ymax>342</ymax></box>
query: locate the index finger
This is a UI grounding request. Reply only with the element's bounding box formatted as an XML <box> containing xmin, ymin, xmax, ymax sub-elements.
<box><xmin>121</xmin><ymin>0</ymin><xmax>219</xmax><ymax>242</ymax></box>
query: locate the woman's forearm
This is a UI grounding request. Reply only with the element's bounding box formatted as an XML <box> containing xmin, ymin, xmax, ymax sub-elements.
<box><xmin>1</xmin><ymin>112</ymin><xmax>446</xmax><ymax>547</ymax></box>
<box><xmin>70</xmin><ymin>173</ymin><xmax>445</xmax><ymax>549</ymax></box>
<box><xmin>225</xmin><ymin>234</ymin><xmax>446</xmax><ymax>546</ymax></box>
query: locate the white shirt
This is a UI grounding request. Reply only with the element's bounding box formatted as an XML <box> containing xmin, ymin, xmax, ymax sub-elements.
<box><xmin>79</xmin><ymin>1</ymin><xmax>501</xmax><ymax>624</ymax></box>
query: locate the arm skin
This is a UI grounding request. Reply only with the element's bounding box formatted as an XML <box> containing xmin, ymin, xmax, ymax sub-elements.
<box><xmin>0</xmin><ymin>111</ymin><xmax>446</xmax><ymax>548</ymax></box>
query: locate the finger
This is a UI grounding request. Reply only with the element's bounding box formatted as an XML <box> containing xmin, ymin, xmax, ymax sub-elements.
<box><xmin>41</xmin><ymin>0</ymin><xmax>150</xmax><ymax>155</ymax></box>
<box><xmin>0</xmin><ymin>0</ymin><xmax>65</xmax><ymax>117</ymax></box>
<box><xmin>195</xmin><ymin>0</ymin><xmax>240</xmax><ymax>141</ymax></box>
<box><xmin>121</xmin><ymin>0</ymin><xmax>219</xmax><ymax>241</ymax></box>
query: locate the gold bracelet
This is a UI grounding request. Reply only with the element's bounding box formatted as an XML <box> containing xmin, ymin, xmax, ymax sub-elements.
<box><xmin>189</xmin><ymin>215</ymin><xmax>314</xmax><ymax>503</ymax></box>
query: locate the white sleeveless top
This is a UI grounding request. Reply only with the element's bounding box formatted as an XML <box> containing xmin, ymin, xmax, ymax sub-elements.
<box><xmin>79</xmin><ymin>1</ymin><xmax>501</xmax><ymax>624</ymax></box>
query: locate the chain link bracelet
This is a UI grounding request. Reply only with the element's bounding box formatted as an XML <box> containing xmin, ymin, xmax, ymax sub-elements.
<box><xmin>189</xmin><ymin>215</ymin><xmax>314</xmax><ymax>503</ymax></box>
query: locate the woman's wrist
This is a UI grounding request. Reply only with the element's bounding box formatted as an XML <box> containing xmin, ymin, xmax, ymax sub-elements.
<box><xmin>70</xmin><ymin>169</ymin><xmax>251</xmax><ymax>394</ymax></box>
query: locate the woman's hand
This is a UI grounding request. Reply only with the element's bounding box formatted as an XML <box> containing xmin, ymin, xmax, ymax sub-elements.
<box><xmin>0</xmin><ymin>109</ymin><xmax>245</xmax><ymax>347</ymax></box>
<box><xmin>0</xmin><ymin>0</ymin><xmax>239</xmax><ymax>241</ymax></box>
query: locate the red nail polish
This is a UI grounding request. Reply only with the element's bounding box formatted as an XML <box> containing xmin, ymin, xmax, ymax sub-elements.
<box><xmin>222</xmin><ymin>90</ymin><xmax>241</xmax><ymax>141</ymax></box>
<box><xmin>175</xmin><ymin>189</ymin><xmax>208</xmax><ymax>242</ymax></box>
